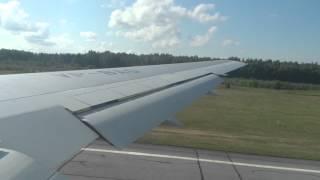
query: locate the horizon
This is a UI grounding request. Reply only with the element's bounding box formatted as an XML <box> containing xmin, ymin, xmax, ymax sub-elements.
<box><xmin>2</xmin><ymin>48</ymin><xmax>319</xmax><ymax>65</ymax></box>
<box><xmin>0</xmin><ymin>0</ymin><xmax>319</xmax><ymax>63</ymax></box>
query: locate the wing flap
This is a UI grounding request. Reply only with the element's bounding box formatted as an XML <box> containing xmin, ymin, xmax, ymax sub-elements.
<box><xmin>82</xmin><ymin>75</ymin><xmax>222</xmax><ymax>148</ymax></box>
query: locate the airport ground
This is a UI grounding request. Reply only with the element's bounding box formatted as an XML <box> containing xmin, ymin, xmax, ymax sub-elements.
<box><xmin>61</xmin><ymin>83</ymin><xmax>320</xmax><ymax>179</ymax></box>
<box><xmin>2</xmin><ymin>50</ymin><xmax>320</xmax><ymax>179</ymax></box>
<box><xmin>139</xmin><ymin>85</ymin><xmax>320</xmax><ymax>161</ymax></box>
<box><xmin>62</xmin><ymin>140</ymin><xmax>320</xmax><ymax>180</ymax></box>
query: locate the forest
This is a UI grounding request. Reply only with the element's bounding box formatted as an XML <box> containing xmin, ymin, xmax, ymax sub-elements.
<box><xmin>0</xmin><ymin>49</ymin><xmax>319</xmax><ymax>85</ymax></box>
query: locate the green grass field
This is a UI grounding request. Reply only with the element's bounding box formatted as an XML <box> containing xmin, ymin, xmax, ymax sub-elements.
<box><xmin>138</xmin><ymin>86</ymin><xmax>320</xmax><ymax>160</ymax></box>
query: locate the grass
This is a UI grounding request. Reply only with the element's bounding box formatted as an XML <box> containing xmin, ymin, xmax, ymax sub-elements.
<box><xmin>225</xmin><ymin>78</ymin><xmax>320</xmax><ymax>90</ymax></box>
<box><xmin>138</xmin><ymin>86</ymin><xmax>320</xmax><ymax>160</ymax></box>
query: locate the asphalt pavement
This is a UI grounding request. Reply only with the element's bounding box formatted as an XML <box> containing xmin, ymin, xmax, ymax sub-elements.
<box><xmin>60</xmin><ymin>140</ymin><xmax>320</xmax><ymax>180</ymax></box>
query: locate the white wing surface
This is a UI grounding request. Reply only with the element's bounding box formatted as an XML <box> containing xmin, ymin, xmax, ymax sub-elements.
<box><xmin>0</xmin><ymin>60</ymin><xmax>245</xmax><ymax>180</ymax></box>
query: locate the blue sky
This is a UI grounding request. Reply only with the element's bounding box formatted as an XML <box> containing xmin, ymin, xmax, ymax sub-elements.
<box><xmin>0</xmin><ymin>0</ymin><xmax>319</xmax><ymax>62</ymax></box>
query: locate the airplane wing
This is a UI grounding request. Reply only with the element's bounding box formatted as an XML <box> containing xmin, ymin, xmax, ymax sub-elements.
<box><xmin>0</xmin><ymin>60</ymin><xmax>245</xmax><ymax>180</ymax></box>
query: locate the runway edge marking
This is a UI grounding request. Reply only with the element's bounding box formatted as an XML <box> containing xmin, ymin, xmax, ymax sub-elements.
<box><xmin>82</xmin><ymin>148</ymin><xmax>320</xmax><ymax>174</ymax></box>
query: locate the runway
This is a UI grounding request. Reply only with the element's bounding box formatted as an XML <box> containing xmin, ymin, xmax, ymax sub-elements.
<box><xmin>61</xmin><ymin>140</ymin><xmax>320</xmax><ymax>180</ymax></box>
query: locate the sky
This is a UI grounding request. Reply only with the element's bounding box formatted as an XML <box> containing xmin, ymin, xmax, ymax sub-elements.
<box><xmin>0</xmin><ymin>0</ymin><xmax>319</xmax><ymax>62</ymax></box>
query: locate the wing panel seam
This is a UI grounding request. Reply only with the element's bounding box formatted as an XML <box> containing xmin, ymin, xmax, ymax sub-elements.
<box><xmin>75</xmin><ymin>73</ymin><xmax>215</xmax><ymax>116</ymax></box>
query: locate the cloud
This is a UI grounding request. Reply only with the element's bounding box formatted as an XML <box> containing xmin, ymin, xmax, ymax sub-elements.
<box><xmin>0</xmin><ymin>0</ymin><xmax>53</xmax><ymax>46</ymax></box>
<box><xmin>0</xmin><ymin>0</ymin><xmax>31</xmax><ymax>32</ymax></box>
<box><xmin>48</xmin><ymin>34</ymin><xmax>74</xmax><ymax>48</ymax></box>
<box><xmin>222</xmin><ymin>39</ymin><xmax>240</xmax><ymax>47</ymax></box>
<box><xmin>108</xmin><ymin>0</ymin><xmax>226</xmax><ymax>48</ymax></box>
<box><xmin>187</xmin><ymin>4</ymin><xmax>227</xmax><ymax>23</ymax></box>
<box><xmin>32</xmin><ymin>34</ymin><xmax>79</xmax><ymax>53</ymax></box>
<box><xmin>23</xmin><ymin>23</ymin><xmax>56</xmax><ymax>46</ymax></box>
<box><xmin>80</xmin><ymin>31</ymin><xmax>97</xmax><ymax>41</ymax></box>
<box><xmin>93</xmin><ymin>41</ymin><xmax>114</xmax><ymax>52</ymax></box>
<box><xmin>190</xmin><ymin>26</ymin><xmax>217</xmax><ymax>47</ymax></box>
<box><xmin>152</xmin><ymin>36</ymin><xmax>180</xmax><ymax>48</ymax></box>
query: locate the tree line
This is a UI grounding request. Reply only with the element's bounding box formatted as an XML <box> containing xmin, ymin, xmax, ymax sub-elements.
<box><xmin>0</xmin><ymin>49</ymin><xmax>319</xmax><ymax>84</ymax></box>
<box><xmin>0</xmin><ymin>49</ymin><xmax>217</xmax><ymax>73</ymax></box>
<box><xmin>229</xmin><ymin>58</ymin><xmax>320</xmax><ymax>84</ymax></box>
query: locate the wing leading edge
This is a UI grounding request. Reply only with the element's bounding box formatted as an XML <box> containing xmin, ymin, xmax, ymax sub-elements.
<box><xmin>0</xmin><ymin>60</ymin><xmax>245</xmax><ymax>180</ymax></box>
